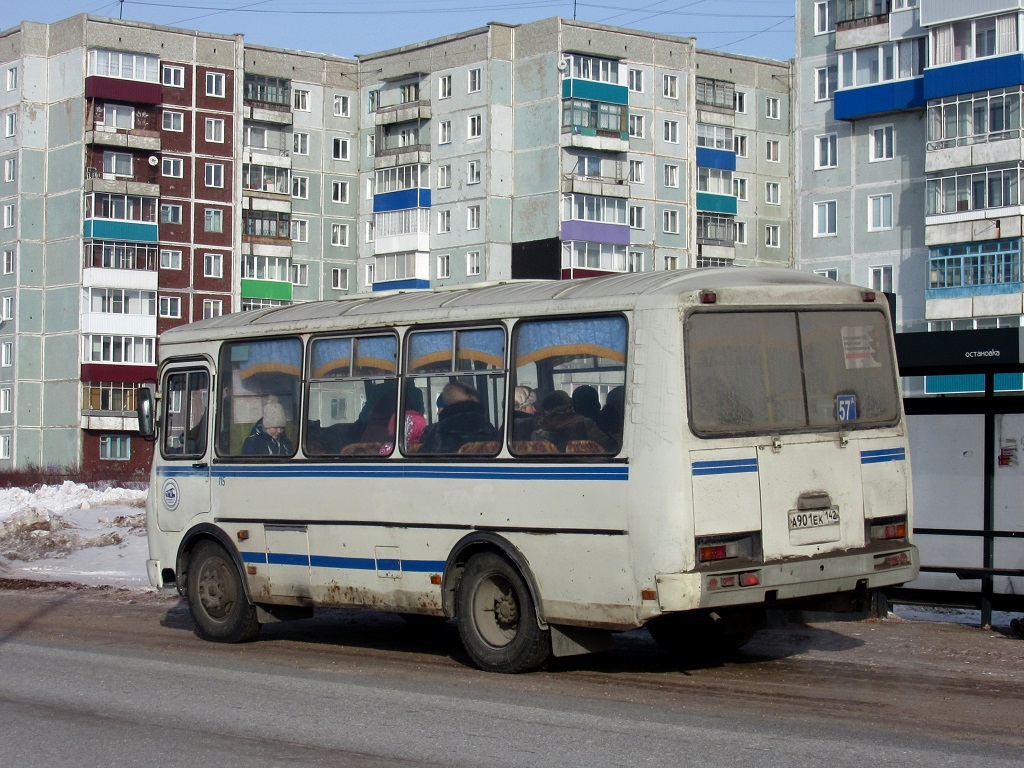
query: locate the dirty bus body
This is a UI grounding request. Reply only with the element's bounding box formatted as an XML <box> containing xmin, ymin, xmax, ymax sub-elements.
<box><xmin>140</xmin><ymin>270</ymin><xmax>918</xmax><ymax>673</ymax></box>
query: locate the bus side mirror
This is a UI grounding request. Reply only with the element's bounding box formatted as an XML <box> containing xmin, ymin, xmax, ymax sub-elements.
<box><xmin>136</xmin><ymin>386</ymin><xmax>155</xmax><ymax>438</ymax></box>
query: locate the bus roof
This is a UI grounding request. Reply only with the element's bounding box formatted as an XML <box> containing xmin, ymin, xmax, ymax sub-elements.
<box><xmin>162</xmin><ymin>269</ymin><xmax>872</xmax><ymax>346</ymax></box>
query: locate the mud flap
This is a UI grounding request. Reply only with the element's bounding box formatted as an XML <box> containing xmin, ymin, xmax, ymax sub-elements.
<box><xmin>550</xmin><ymin>624</ymin><xmax>614</xmax><ymax>658</ymax></box>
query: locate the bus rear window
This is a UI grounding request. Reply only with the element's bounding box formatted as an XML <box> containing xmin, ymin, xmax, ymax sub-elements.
<box><xmin>686</xmin><ymin>309</ymin><xmax>899</xmax><ymax>436</ymax></box>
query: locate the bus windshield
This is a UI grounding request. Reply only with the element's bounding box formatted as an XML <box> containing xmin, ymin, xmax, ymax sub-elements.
<box><xmin>686</xmin><ymin>309</ymin><xmax>900</xmax><ymax>435</ymax></box>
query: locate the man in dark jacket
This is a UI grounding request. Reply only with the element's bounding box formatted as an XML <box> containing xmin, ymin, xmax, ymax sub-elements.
<box><xmin>242</xmin><ymin>400</ymin><xmax>293</xmax><ymax>455</ymax></box>
<box><xmin>418</xmin><ymin>381</ymin><xmax>497</xmax><ymax>454</ymax></box>
<box><xmin>532</xmin><ymin>389</ymin><xmax>612</xmax><ymax>452</ymax></box>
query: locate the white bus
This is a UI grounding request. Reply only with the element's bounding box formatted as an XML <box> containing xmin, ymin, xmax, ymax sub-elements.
<box><xmin>138</xmin><ymin>270</ymin><xmax>918</xmax><ymax>672</ymax></box>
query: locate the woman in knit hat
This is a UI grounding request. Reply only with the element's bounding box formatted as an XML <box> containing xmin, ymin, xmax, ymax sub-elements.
<box><xmin>242</xmin><ymin>398</ymin><xmax>293</xmax><ymax>455</ymax></box>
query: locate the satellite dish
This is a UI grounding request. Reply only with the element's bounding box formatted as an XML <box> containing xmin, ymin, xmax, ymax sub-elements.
<box><xmin>557</xmin><ymin>56</ymin><xmax>569</xmax><ymax>72</ymax></box>
<box><xmin>148</xmin><ymin>156</ymin><xmax>159</xmax><ymax>166</ymax></box>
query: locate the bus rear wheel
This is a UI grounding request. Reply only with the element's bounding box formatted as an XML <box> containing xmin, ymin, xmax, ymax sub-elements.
<box><xmin>647</xmin><ymin>610</ymin><xmax>760</xmax><ymax>662</ymax></box>
<box><xmin>456</xmin><ymin>552</ymin><xmax>550</xmax><ymax>673</ymax></box>
<box><xmin>187</xmin><ymin>540</ymin><xmax>260</xmax><ymax>643</ymax></box>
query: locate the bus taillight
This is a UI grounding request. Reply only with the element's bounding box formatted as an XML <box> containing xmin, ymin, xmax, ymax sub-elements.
<box><xmin>869</xmin><ymin>516</ymin><xmax>908</xmax><ymax>541</ymax></box>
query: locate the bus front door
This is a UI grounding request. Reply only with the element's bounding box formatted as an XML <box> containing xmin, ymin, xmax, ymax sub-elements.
<box><xmin>155</xmin><ymin>367</ymin><xmax>213</xmax><ymax>533</ymax></box>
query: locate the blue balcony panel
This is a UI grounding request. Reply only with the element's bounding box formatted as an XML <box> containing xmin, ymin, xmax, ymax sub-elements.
<box><xmin>83</xmin><ymin>220</ymin><xmax>159</xmax><ymax>242</ymax></box>
<box><xmin>560</xmin><ymin>78</ymin><xmax>629</xmax><ymax>106</ymax></box>
<box><xmin>924</xmin><ymin>55</ymin><xmax>1024</xmax><ymax>101</ymax></box>
<box><xmin>560</xmin><ymin>220</ymin><xmax>630</xmax><ymax>246</ymax></box>
<box><xmin>372</xmin><ymin>278</ymin><xmax>430</xmax><ymax>292</ymax></box>
<box><xmin>926</xmin><ymin>373</ymin><xmax>1023</xmax><ymax>394</ymax></box>
<box><xmin>925</xmin><ymin>282</ymin><xmax>1022</xmax><ymax>300</ymax></box>
<box><xmin>696</xmin><ymin>147</ymin><xmax>736</xmax><ymax>172</ymax></box>
<box><xmin>834</xmin><ymin>78</ymin><xmax>924</xmax><ymax>121</ymax></box>
<box><xmin>373</xmin><ymin>188</ymin><xmax>431</xmax><ymax>213</ymax></box>
<box><xmin>696</xmin><ymin>192</ymin><xmax>738</xmax><ymax>216</ymax></box>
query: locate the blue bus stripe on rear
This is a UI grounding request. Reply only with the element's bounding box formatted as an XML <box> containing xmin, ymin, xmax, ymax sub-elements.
<box><xmin>691</xmin><ymin>458</ymin><xmax>758</xmax><ymax>476</ymax></box>
<box><xmin>860</xmin><ymin>448</ymin><xmax>906</xmax><ymax>464</ymax></box>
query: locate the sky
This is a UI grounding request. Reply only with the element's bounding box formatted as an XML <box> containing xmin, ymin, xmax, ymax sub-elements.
<box><xmin>0</xmin><ymin>1</ymin><xmax>797</xmax><ymax>63</ymax></box>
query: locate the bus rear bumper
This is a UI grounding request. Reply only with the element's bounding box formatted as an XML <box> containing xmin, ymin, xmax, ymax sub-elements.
<box><xmin>655</xmin><ymin>545</ymin><xmax>919</xmax><ymax>613</ymax></box>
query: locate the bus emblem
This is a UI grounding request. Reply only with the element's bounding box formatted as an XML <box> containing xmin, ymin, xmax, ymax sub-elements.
<box><xmin>162</xmin><ymin>479</ymin><xmax>180</xmax><ymax>512</ymax></box>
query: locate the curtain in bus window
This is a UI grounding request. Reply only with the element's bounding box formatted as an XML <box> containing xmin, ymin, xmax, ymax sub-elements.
<box><xmin>514</xmin><ymin>317</ymin><xmax>627</xmax><ymax>368</ymax></box>
<box><xmin>218</xmin><ymin>338</ymin><xmax>302</xmax><ymax>457</ymax></box>
<box><xmin>306</xmin><ymin>334</ymin><xmax>398</xmax><ymax>457</ymax></box>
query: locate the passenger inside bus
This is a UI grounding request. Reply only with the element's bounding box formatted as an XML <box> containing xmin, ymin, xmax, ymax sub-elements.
<box><xmin>242</xmin><ymin>399</ymin><xmax>293</xmax><ymax>456</ymax></box>
<box><xmin>531</xmin><ymin>390</ymin><xmax>613</xmax><ymax>452</ymax></box>
<box><xmin>571</xmin><ymin>385</ymin><xmax>601</xmax><ymax>422</ymax></box>
<box><xmin>597</xmin><ymin>385</ymin><xmax>625</xmax><ymax>448</ymax></box>
<box><xmin>418</xmin><ymin>381</ymin><xmax>498</xmax><ymax>454</ymax></box>
<box><xmin>511</xmin><ymin>385</ymin><xmax>538</xmax><ymax>442</ymax></box>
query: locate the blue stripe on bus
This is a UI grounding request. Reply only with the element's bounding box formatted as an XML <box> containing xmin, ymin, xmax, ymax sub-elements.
<box><xmin>860</xmin><ymin>448</ymin><xmax>906</xmax><ymax>465</ymax></box>
<box><xmin>691</xmin><ymin>458</ymin><xmax>758</xmax><ymax>476</ymax></box>
<box><xmin>241</xmin><ymin>549</ymin><xmax>446</xmax><ymax>573</ymax></box>
<box><xmin>157</xmin><ymin>464</ymin><xmax>628</xmax><ymax>481</ymax></box>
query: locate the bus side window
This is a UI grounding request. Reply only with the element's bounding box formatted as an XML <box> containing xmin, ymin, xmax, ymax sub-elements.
<box><xmin>216</xmin><ymin>338</ymin><xmax>302</xmax><ymax>457</ymax></box>
<box><xmin>510</xmin><ymin>316</ymin><xmax>627</xmax><ymax>456</ymax></box>
<box><xmin>162</xmin><ymin>370</ymin><xmax>210</xmax><ymax>459</ymax></box>
<box><xmin>305</xmin><ymin>334</ymin><xmax>399</xmax><ymax>457</ymax></box>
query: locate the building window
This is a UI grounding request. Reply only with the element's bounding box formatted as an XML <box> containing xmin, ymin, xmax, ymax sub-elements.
<box><xmin>815</xmin><ymin>268</ymin><xmax>839</xmax><ymax>280</ymax></box>
<box><xmin>870</xmin><ymin>125</ymin><xmax>894</xmax><ymax>161</ymax></box>
<box><xmin>334</xmin><ymin>94</ymin><xmax>350</xmax><ymax>117</ymax></box>
<box><xmin>205</xmin><ymin>163</ymin><xmax>223</xmax><ymax>188</ymax></box>
<box><xmin>0</xmin><ymin>341</ymin><xmax>10</xmax><ymax>366</ymax></box>
<box><xmin>734</xmin><ymin>90</ymin><xmax>747</xmax><ymax>113</ymax></box>
<box><xmin>765</xmin><ymin>224</ymin><xmax>781</xmax><ymax>248</ymax></box>
<box><xmin>162</xmin><ymin>111</ymin><xmax>183</xmax><ymax>132</ymax></box>
<box><xmin>629</xmin><ymin>204</ymin><xmax>645</xmax><ymax>229</ymax></box>
<box><xmin>931</xmin><ymin>14</ymin><xmax>1018</xmax><ymax>67</ymax></box>
<box><xmin>733</xmin><ymin>177</ymin><xmax>748</xmax><ymax>200</ymax></box>
<box><xmin>815</xmin><ymin>0</ymin><xmax>836</xmax><ymax>34</ymax></box>
<box><xmin>735</xmin><ymin>221</ymin><xmax>747</xmax><ymax>244</ymax></box>
<box><xmin>628</xmin><ymin>113</ymin><xmax>645</xmax><ymax>138</ymax></box>
<box><xmin>103</xmin><ymin>152</ymin><xmax>132</xmax><ymax>178</ymax></box>
<box><xmin>331</xmin><ymin>223</ymin><xmax>348</xmax><ymax>246</ymax></box>
<box><xmin>101</xmin><ymin>103</ymin><xmax>135</xmax><ymax>130</ymax></box>
<box><xmin>332</xmin><ymin>268</ymin><xmax>349</xmax><ymax>290</ymax></box>
<box><xmin>205</xmin><ymin>118</ymin><xmax>224</xmax><ymax>143</ymax></box>
<box><xmin>88</xmin><ymin>49</ymin><xmax>159</xmax><ymax>83</ymax></box>
<box><xmin>6</xmin><ymin>67</ymin><xmax>17</xmax><ymax>91</ymax></box>
<box><xmin>698</xmin><ymin>167</ymin><xmax>732</xmax><ymax>196</ymax></box>
<box><xmin>204</xmin><ymin>208</ymin><xmax>223</xmax><ymax>233</ymax></box>
<box><xmin>697</xmin><ymin>122</ymin><xmax>733</xmax><ymax>150</ymax></box>
<box><xmin>437</xmin><ymin>254</ymin><xmax>450</xmax><ymax>278</ymax></box>
<box><xmin>99</xmin><ymin>434</ymin><xmax>131</xmax><ymax>461</ymax></box>
<box><xmin>663</xmin><ymin>209</ymin><xmax>680</xmax><ymax>234</ymax></box>
<box><xmin>437</xmin><ymin>164</ymin><xmax>451</xmax><ymax>188</ymax></box>
<box><xmin>664</xmin><ymin>164</ymin><xmax>680</xmax><ymax>188</ymax></box>
<box><xmin>293</xmin><ymin>89</ymin><xmax>310</xmax><ymax>111</ymax></box>
<box><xmin>466</xmin><ymin>251</ymin><xmax>481</xmax><ymax>276</ymax></box>
<box><xmin>696</xmin><ymin>77</ymin><xmax>735</xmax><ymax>109</ymax></box>
<box><xmin>870</xmin><ymin>265</ymin><xmax>893</xmax><ymax>293</ymax></box>
<box><xmin>203</xmin><ymin>300</ymin><xmax>223</xmax><ymax>319</ymax></box>
<box><xmin>816</xmin><ymin>133</ymin><xmax>838</xmax><ymax>169</ymax></box>
<box><xmin>206</xmin><ymin>71</ymin><xmax>225</xmax><ymax>97</ymax></box>
<box><xmin>814</xmin><ymin>200</ymin><xmax>838</xmax><ymax>237</ymax></box>
<box><xmin>926</xmin><ymin>165</ymin><xmax>1024</xmax><ymax>214</ymax></box>
<box><xmin>439</xmin><ymin>121</ymin><xmax>452</xmax><ymax>144</ymax></box>
<box><xmin>766</xmin><ymin>182</ymin><xmax>781</xmax><ymax>205</ymax></box>
<box><xmin>365</xmin><ymin>263</ymin><xmax>375</xmax><ymax>286</ymax></box>
<box><xmin>766</xmin><ymin>96</ymin><xmax>780</xmax><ymax>119</ymax></box>
<box><xmin>292</xmin><ymin>176</ymin><xmax>308</xmax><ymax>199</ymax></box>
<box><xmin>2</xmin><ymin>249</ymin><xmax>13</xmax><ymax>274</ymax></box>
<box><xmin>628</xmin><ymin>251</ymin><xmax>644</xmax><ymax>272</ymax></box>
<box><xmin>469</xmin><ymin>67</ymin><xmax>482</xmax><ymax>93</ymax></box>
<box><xmin>467</xmin><ymin>205</ymin><xmax>481</xmax><ymax>230</ymax></box>
<box><xmin>159</xmin><ymin>296</ymin><xmax>181</xmax><ymax>318</ymax></box>
<box><xmin>332</xmin><ymin>180</ymin><xmax>349</xmax><ymax>203</ymax></box>
<box><xmin>2</xmin><ymin>204</ymin><xmax>12</xmax><ymax>229</ymax></box>
<box><xmin>204</xmin><ymin>252</ymin><xmax>223</xmax><ymax>278</ymax></box>
<box><xmin>1</xmin><ymin>296</ymin><xmax>12</xmax><ymax>320</ymax></box>
<box><xmin>468</xmin><ymin>160</ymin><xmax>481</xmax><ymax>184</ymax></box>
<box><xmin>839</xmin><ymin>38</ymin><xmax>927</xmax><ymax>89</ymax></box>
<box><xmin>929</xmin><ymin>240</ymin><xmax>1024</xmax><ymax>289</ymax></box>
<box><xmin>0</xmin><ymin>434</ymin><xmax>9</xmax><ymax>459</ymax></box>
<box><xmin>163</xmin><ymin>65</ymin><xmax>184</xmax><ymax>87</ymax></box>
<box><xmin>663</xmin><ymin>120</ymin><xmax>679</xmax><ymax>143</ymax></box>
<box><xmin>734</xmin><ymin>133</ymin><xmax>748</xmax><ymax>157</ymax></box>
<box><xmin>815</xmin><ymin>65</ymin><xmax>838</xmax><ymax>101</ymax></box>
<box><xmin>663</xmin><ymin>74</ymin><xmax>678</xmax><ymax>99</ymax></box>
<box><xmin>285</xmin><ymin>263</ymin><xmax>305</xmax><ymax>286</ymax></box>
<box><xmin>438</xmin><ymin>209</ymin><xmax>451</xmax><ymax>233</ymax></box>
<box><xmin>161</xmin><ymin>157</ymin><xmax>183</xmax><ymax>178</ymax></box>
<box><xmin>629</xmin><ymin>160</ymin><xmax>644</xmax><ymax>184</ymax></box>
<box><xmin>365</xmin><ymin>220</ymin><xmax>375</xmax><ymax>243</ymax></box>
<box><xmin>333</xmin><ymin>137</ymin><xmax>350</xmax><ymax>160</ymax></box>
<box><xmin>628</xmin><ymin>68</ymin><xmax>643</xmax><ymax>92</ymax></box>
<box><xmin>869</xmin><ymin>194</ymin><xmax>894</xmax><ymax>230</ymax></box>
<box><xmin>0</xmin><ymin>388</ymin><xmax>9</xmax><ymax>413</ymax></box>
<box><xmin>4</xmin><ymin>158</ymin><xmax>14</xmax><ymax>182</ymax></box>
<box><xmin>160</xmin><ymin>204</ymin><xmax>182</xmax><ymax>225</ymax></box>
<box><xmin>293</xmin><ymin>132</ymin><xmax>309</xmax><ymax>155</ymax></box>
<box><xmin>766</xmin><ymin>139</ymin><xmax>780</xmax><ymax>162</ymax></box>
<box><xmin>469</xmin><ymin>114</ymin><xmax>482</xmax><ymax>138</ymax></box>
<box><xmin>439</xmin><ymin>74</ymin><xmax>452</xmax><ymax>99</ymax></box>
<box><xmin>927</xmin><ymin>87</ymin><xmax>1024</xmax><ymax>149</ymax></box>
<box><xmin>160</xmin><ymin>249</ymin><xmax>182</xmax><ymax>269</ymax></box>
<box><xmin>291</xmin><ymin>219</ymin><xmax>308</xmax><ymax>242</ymax></box>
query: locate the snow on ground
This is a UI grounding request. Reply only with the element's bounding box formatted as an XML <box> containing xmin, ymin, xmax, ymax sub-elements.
<box><xmin>0</xmin><ymin>481</ymin><xmax>1020</xmax><ymax>633</ymax></box>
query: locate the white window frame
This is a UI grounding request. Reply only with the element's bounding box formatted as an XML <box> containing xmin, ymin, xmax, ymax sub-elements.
<box><xmin>205</xmin><ymin>118</ymin><xmax>224</xmax><ymax>143</ymax></box>
<box><xmin>293</xmin><ymin>89</ymin><xmax>310</xmax><ymax>112</ymax></box>
<box><xmin>0</xmin><ymin>341</ymin><xmax>11</xmax><ymax>366</ymax></box>
<box><xmin>103</xmin><ymin>151</ymin><xmax>132</xmax><ymax>178</ymax></box>
<box><xmin>2</xmin><ymin>203</ymin><xmax>13</xmax><ymax>229</ymax></box>
<box><xmin>733</xmin><ymin>176</ymin><xmax>748</xmax><ymax>201</ymax></box>
<box><xmin>2</xmin><ymin>248</ymin><xmax>13</xmax><ymax>274</ymax></box>
<box><xmin>735</xmin><ymin>221</ymin><xmax>748</xmax><ymax>245</ymax></box>
<box><xmin>162</xmin><ymin>65</ymin><xmax>184</xmax><ymax>87</ymax></box>
<box><xmin>204</xmin><ymin>252</ymin><xmax>223</xmax><ymax>278</ymax></box>
<box><xmin>663</xmin><ymin>120</ymin><xmax>679</xmax><ymax>144</ymax></box>
<box><xmin>1</xmin><ymin>295</ymin><xmax>12</xmax><ymax>320</ymax></box>
<box><xmin>813</xmin><ymin>200</ymin><xmax>838</xmax><ymax>237</ymax></box>
<box><xmin>467</xmin><ymin>205</ymin><xmax>481</xmax><ymax>231</ymax></box>
<box><xmin>869</xmin><ymin>264</ymin><xmax>894</xmax><ymax>293</ymax></box>
<box><xmin>815</xmin><ymin>133</ymin><xmax>838</xmax><ymax>169</ymax></box>
<box><xmin>468</xmin><ymin>68</ymin><xmax>482</xmax><ymax>93</ymax></box>
<box><xmin>293</xmin><ymin>132</ymin><xmax>309</xmax><ymax>155</ymax></box>
<box><xmin>628</xmin><ymin>68</ymin><xmax>643</xmax><ymax>92</ymax></box>
<box><xmin>0</xmin><ymin>387</ymin><xmax>10</xmax><ymax>413</ymax></box>
<box><xmin>664</xmin><ymin>164</ymin><xmax>680</xmax><ymax>189</ymax></box>
<box><xmin>629</xmin><ymin>159</ymin><xmax>644</xmax><ymax>184</ymax></box>
<box><xmin>468</xmin><ymin>114</ymin><xmax>482</xmax><ymax>139</ymax></box>
<box><xmin>3</xmin><ymin>157</ymin><xmax>14</xmax><ymax>182</ymax></box>
<box><xmin>334</xmin><ymin>94</ymin><xmax>350</xmax><ymax>117</ymax></box>
<box><xmin>765</xmin><ymin>224</ymin><xmax>781</xmax><ymax>248</ymax></box>
<box><xmin>765</xmin><ymin>181</ymin><xmax>781</xmax><ymax>206</ymax></box>
<box><xmin>204</xmin><ymin>208</ymin><xmax>223</xmax><ymax>234</ymax></box>
<box><xmin>4</xmin><ymin>111</ymin><xmax>15</xmax><ymax>138</ymax></box>
<box><xmin>333</xmin><ymin>137</ymin><xmax>350</xmax><ymax>160</ymax></box>
<box><xmin>158</xmin><ymin>295</ymin><xmax>181</xmax><ymax>318</ymax></box>
<box><xmin>815</xmin><ymin>268</ymin><xmax>839</xmax><ymax>280</ymax></box>
<box><xmin>6</xmin><ymin>67</ymin><xmax>17</xmax><ymax>91</ymax></box>
<box><xmin>437</xmin><ymin>254</ymin><xmax>450</xmax><ymax>279</ymax></box>
<box><xmin>766</xmin><ymin>96</ymin><xmax>781</xmax><ymax>119</ymax></box>
<box><xmin>292</xmin><ymin>175</ymin><xmax>308</xmax><ymax>199</ymax></box>
<box><xmin>331</xmin><ymin>223</ymin><xmax>349</xmax><ymax>247</ymax></box>
<box><xmin>734</xmin><ymin>133</ymin><xmax>748</xmax><ymax>157</ymax></box>
<box><xmin>868</xmin><ymin>193</ymin><xmax>894</xmax><ymax>231</ymax></box>
<box><xmin>206</xmin><ymin>71</ymin><xmax>225</xmax><ymax>97</ymax></box>
<box><xmin>467</xmin><ymin>160</ymin><xmax>481</xmax><ymax>185</ymax></box>
<box><xmin>439</xmin><ymin>74</ymin><xmax>452</xmax><ymax>99</ymax></box>
<box><xmin>205</xmin><ymin>163</ymin><xmax>223</xmax><ymax>188</ymax></box>
<box><xmin>815</xmin><ymin>65</ymin><xmax>838</xmax><ymax>102</ymax></box>
<box><xmin>766</xmin><ymin>139</ymin><xmax>780</xmax><ymax>162</ymax></box>
<box><xmin>162</xmin><ymin>157</ymin><xmax>183</xmax><ymax>178</ymax></box>
<box><xmin>332</xmin><ymin>268</ymin><xmax>349</xmax><ymax>291</ymax></box>
<box><xmin>662</xmin><ymin>209</ymin><xmax>680</xmax><ymax>234</ymax></box>
<box><xmin>629</xmin><ymin>204</ymin><xmax>645</xmax><ymax>230</ymax></box>
<box><xmin>870</xmin><ymin>124</ymin><xmax>895</xmax><ymax>162</ymax></box>
<box><xmin>466</xmin><ymin>250</ymin><xmax>481</xmax><ymax>276</ymax></box>
<box><xmin>331</xmin><ymin>180</ymin><xmax>349</xmax><ymax>203</ymax></box>
<box><xmin>202</xmin><ymin>299</ymin><xmax>223</xmax><ymax>319</ymax></box>
<box><xmin>437</xmin><ymin>164</ymin><xmax>451</xmax><ymax>189</ymax></box>
<box><xmin>439</xmin><ymin>120</ymin><xmax>452</xmax><ymax>145</ymax></box>
<box><xmin>438</xmin><ymin>209</ymin><xmax>451</xmax><ymax>234</ymax></box>
<box><xmin>290</xmin><ymin>263</ymin><xmax>308</xmax><ymax>286</ymax></box>
<box><xmin>663</xmin><ymin>73</ymin><xmax>678</xmax><ymax>99</ymax></box>
<box><xmin>0</xmin><ymin>434</ymin><xmax>10</xmax><ymax>459</ymax></box>
<box><xmin>628</xmin><ymin>113</ymin><xmax>645</xmax><ymax>138</ymax></box>
<box><xmin>160</xmin><ymin>249</ymin><xmax>182</xmax><ymax>270</ymax></box>
<box><xmin>734</xmin><ymin>90</ymin><xmax>747</xmax><ymax>113</ymax></box>
<box><xmin>162</xmin><ymin>110</ymin><xmax>184</xmax><ymax>132</ymax></box>
<box><xmin>815</xmin><ymin>0</ymin><xmax>836</xmax><ymax>35</ymax></box>
<box><xmin>291</xmin><ymin>219</ymin><xmax>309</xmax><ymax>243</ymax></box>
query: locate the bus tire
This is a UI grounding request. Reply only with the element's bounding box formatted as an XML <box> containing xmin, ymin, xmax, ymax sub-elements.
<box><xmin>186</xmin><ymin>540</ymin><xmax>260</xmax><ymax>643</ymax></box>
<box><xmin>456</xmin><ymin>552</ymin><xmax>550</xmax><ymax>673</ymax></box>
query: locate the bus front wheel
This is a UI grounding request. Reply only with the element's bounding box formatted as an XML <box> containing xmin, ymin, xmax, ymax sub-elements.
<box><xmin>456</xmin><ymin>553</ymin><xmax>550</xmax><ymax>673</ymax></box>
<box><xmin>186</xmin><ymin>540</ymin><xmax>260</xmax><ymax>643</ymax></box>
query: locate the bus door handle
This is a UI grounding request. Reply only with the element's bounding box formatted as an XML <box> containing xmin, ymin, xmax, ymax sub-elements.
<box><xmin>192</xmin><ymin>461</ymin><xmax>208</xmax><ymax>469</ymax></box>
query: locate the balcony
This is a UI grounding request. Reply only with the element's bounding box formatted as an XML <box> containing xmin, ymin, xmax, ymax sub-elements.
<box><xmin>85</xmin><ymin>167</ymin><xmax>160</xmax><ymax>197</ymax></box>
<box><xmin>86</xmin><ymin>127</ymin><xmax>161</xmax><ymax>152</ymax></box>
<box><xmin>834</xmin><ymin>78</ymin><xmax>925</xmax><ymax>120</ymax></box>
<box><xmin>375</xmin><ymin>100</ymin><xmax>431</xmax><ymax>126</ymax></box>
<box><xmin>836</xmin><ymin>0</ymin><xmax>890</xmax><ymax>30</ymax></box>
<box><xmin>243</xmin><ymin>102</ymin><xmax>293</xmax><ymax>126</ymax></box>
<box><xmin>697</xmin><ymin>214</ymin><xmax>737</xmax><ymax>248</ymax></box>
<box><xmin>561</xmin><ymin>166</ymin><xmax>630</xmax><ymax>199</ymax></box>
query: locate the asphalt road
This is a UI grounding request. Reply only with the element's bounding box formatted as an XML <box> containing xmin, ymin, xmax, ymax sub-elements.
<box><xmin>0</xmin><ymin>583</ymin><xmax>1021</xmax><ymax>767</ymax></box>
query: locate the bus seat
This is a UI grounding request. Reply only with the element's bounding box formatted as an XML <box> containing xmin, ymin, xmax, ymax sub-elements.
<box><xmin>566</xmin><ymin>439</ymin><xmax>607</xmax><ymax>454</ymax></box>
<box><xmin>340</xmin><ymin>441</ymin><xmax>383</xmax><ymax>455</ymax></box>
<box><xmin>457</xmin><ymin>440</ymin><xmax>500</xmax><ymax>455</ymax></box>
<box><xmin>512</xmin><ymin>439</ymin><xmax>560</xmax><ymax>455</ymax></box>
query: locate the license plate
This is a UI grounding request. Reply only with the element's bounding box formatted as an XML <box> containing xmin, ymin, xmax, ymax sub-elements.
<box><xmin>788</xmin><ymin>508</ymin><xmax>840</xmax><ymax>530</ymax></box>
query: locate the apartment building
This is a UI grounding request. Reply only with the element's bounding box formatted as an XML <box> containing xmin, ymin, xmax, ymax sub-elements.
<box><xmin>0</xmin><ymin>13</ymin><xmax>792</xmax><ymax>472</ymax></box>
